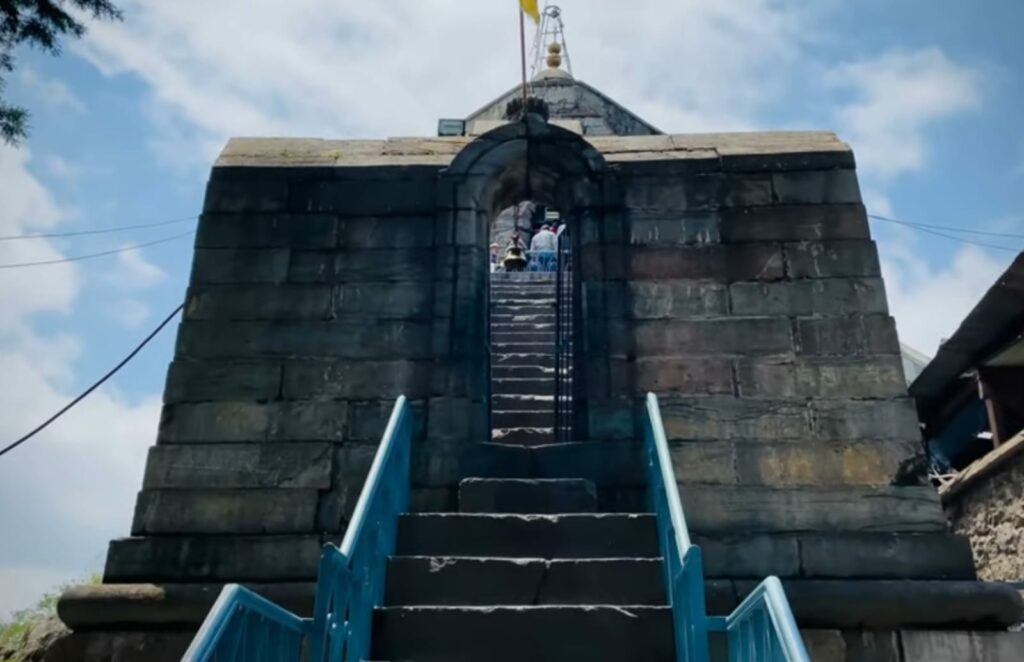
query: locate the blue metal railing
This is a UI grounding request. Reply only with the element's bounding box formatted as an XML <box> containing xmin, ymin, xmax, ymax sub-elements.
<box><xmin>182</xmin><ymin>396</ymin><xmax>413</xmax><ymax>662</ymax></box>
<box><xmin>644</xmin><ymin>393</ymin><xmax>810</xmax><ymax>662</ymax></box>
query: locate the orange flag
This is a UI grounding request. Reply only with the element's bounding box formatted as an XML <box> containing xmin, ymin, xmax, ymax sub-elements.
<box><xmin>520</xmin><ymin>0</ymin><xmax>540</xmax><ymax>24</ymax></box>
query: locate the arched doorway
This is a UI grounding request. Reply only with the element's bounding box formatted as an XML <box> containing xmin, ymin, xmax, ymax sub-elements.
<box><xmin>437</xmin><ymin>116</ymin><xmax>609</xmax><ymax>444</ymax></box>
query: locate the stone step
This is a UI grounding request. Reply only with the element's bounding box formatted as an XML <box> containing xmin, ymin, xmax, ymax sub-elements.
<box><xmin>372</xmin><ymin>605</ymin><xmax>673</xmax><ymax>662</ymax></box>
<box><xmin>384</xmin><ymin>557</ymin><xmax>664</xmax><ymax>606</ymax></box>
<box><xmin>491</xmin><ymin>331</ymin><xmax>555</xmax><ymax>344</ymax></box>
<box><xmin>492</xmin><ymin>341</ymin><xmax>555</xmax><ymax>354</ymax></box>
<box><xmin>491</xmin><ymin>313</ymin><xmax>556</xmax><ymax>325</ymax></box>
<box><xmin>459</xmin><ymin>478</ymin><xmax>597</xmax><ymax>513</ymax></box>
<box><xmin>492</xmin><ymin>305</ymin><xmax>556</xmax><ymax>316</ymax></box>
<box><xmin>490</xmin><ymin>273</ymin><xmax>556</xmax><ymax>282</ymax></box>
<box><xmin>492</xmin><ymin>353</ymin><xmax>555</xmax><ymax>368</ymax></box>
<box><xmin>491</xmin><ymin>427</ymin><xmax>555</xmax><ymax>445</ymax></box>
<box><xmin>491</xmin><ymin>394</ymin><xmax>554</xmax><ymax>412</ymax></box>
<box><xmin>490</xmin><ymin>286</ymin><xmax>556</xmax><ymax>295</ymax></box>
<box><xmin>491</xmin><ymin>410</ymin><xmax>554</xmax><ymax>428</ymax></box>
<box><xmin>491</xmin><ymin>322</ymin><xmax>556</xmax><ymax>331</ymax></box>
<box><xmin>492</xmin><ymin>298</ymin><xmax>556</xmax><ymax>307</ymax></box>
<box><xmin>492</xmin><ymin>378</ymin><xmax>555</xmax><ymax>396</ymax></box>
<box><xmin>491</xmin><ymin>365</ymin><xmax>555</xmax><ymax>380</ymax></box>
<box><xmin>396</xmin><ymin>513</ymin><xmax>658</xmax><ymax>558</ymax></box>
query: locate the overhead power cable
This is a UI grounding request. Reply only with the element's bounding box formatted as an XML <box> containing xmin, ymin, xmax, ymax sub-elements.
<box><xmin>868</xmin><ymin>214</ymin><xmax>1024</xmax><ymax>240</ymax></box>
<box><xmin>0</xmin><ymin>216</ymin><xmax>197</xmax><ymax>241</ymax></box>
<box><xmin>0</xmin><ymin>303</ymin><xmax>184</xmax><ymax>459</ymax></box>
<box><xmin>0</xmin><ymin>230</ymin><xmax>195</xmax><ymax>269</ymax></box>
<box><xmin>868</xmin><ymin>214</ymin><xmax>1023</xmax><ymax>254</ymax></box>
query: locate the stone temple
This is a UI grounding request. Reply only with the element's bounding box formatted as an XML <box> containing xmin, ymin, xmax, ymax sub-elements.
<box><xmin>47</xmin><ymin>46</ymin><xmax>1023</xmax><ymax>661</ymax></box>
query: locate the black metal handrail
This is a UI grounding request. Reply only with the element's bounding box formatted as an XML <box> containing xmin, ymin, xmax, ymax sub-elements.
<box><xmin>554</xmin><ymin>227</ymin><xmax>573</xmax><ymax>444</ymax></box>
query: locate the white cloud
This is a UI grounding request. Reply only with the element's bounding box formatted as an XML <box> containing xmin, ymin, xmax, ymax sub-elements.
<box><xmin>18</xmin><ymin>67</ymin><xmax>87</xmax><ymax>115</ymax></box>
<box><xmin>0</xmin><ymin>145</ymin><xmax>161</xmax><ymax>619</ymax></box>
<box><xmin>827</xmin><ymin>48</ymin><xmax>981</xmax><ymax>180</ymax></box>
<box><xmin>74</xmin><ymin>0</ymin><xmax>819</xmax><ymax>165</ymax></box>
<box><xmin>0</xmin><ymin>147</ymin><xmax>79</xmax><ymax>329</ymax></box>
<box><xmin>43</xmin><ymin>155</ymin><xmax>84</xmax><ymax>181</ymax></box>
<box><xmin>881</xmin><ymin>241</ymin><xmax>1011</xmax><ymax>356</ymax></box>
<box><xmin>109</xmin><ymin>298</ymin><xmax>151</xmax><ymax>328</ymax></box>
<box><xmin>108</xmin><ymin>247</ymin><xmax>167</xmax><ymax>290</ymax></box>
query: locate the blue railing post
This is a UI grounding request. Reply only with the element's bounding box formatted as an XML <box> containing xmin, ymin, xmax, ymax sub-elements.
<box><xmin>643</xmin><ymin>392</ymin><xmax>810</xmax><ymax>662</ymax></box>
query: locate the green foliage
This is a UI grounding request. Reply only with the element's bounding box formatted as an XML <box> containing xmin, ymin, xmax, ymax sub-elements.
<box><xmin>0</xmin><ymin>574</ymin><xmax>100</xmax><ymax>659</ymax></box>
<box><xmin>0</xmin><ymin>0</ymin><xmax>122</xmax><ymax>145</ymax></box>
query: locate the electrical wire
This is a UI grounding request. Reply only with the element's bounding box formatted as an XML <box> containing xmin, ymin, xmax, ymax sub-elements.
<box><xmin>0</xmin><ymin>304</ymin><xmax>184</xmax><ymax>459</ymax></box>
<box><xmin>0</xmin><ymin>230</ymin><xmax>195</xmax><ymax>269</ymax></box>
<box><xmin>0</xmin><ymin>216</ymin><xmax>197</xmax><ymax>241</ymax></box>
<box><xmin>868</xmin><ymin>215</ymin><xmax>1024</xmax><ymax>254</ymax></box>
<box><xmin>868</xmin><ymin>214</ymin><xmax>1024</xmax><ymax>240</ymax></box>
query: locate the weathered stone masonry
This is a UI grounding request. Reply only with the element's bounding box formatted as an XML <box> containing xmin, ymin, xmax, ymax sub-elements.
<box><xmin>60</xmin><ymin>123</ymin><xmax>1020</xmax><ymax>662</ymax></box>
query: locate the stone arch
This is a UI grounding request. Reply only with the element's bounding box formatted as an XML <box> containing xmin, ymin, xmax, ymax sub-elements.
<box><xmin>434</xmin><ymin>115</ymin><xmax>616</xmax><ymax>443</ymax></box>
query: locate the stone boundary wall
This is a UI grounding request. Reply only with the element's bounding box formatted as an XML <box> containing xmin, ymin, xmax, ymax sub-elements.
<box><xmin>946</xmin><ymin>447</ymin><xmax>1024</xmax><ymax>582</ymax></box>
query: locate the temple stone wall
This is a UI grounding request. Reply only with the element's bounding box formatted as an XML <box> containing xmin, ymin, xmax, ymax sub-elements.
<box><xmin>105</xmin><ymin>158</ymin><xmax>491</xmax><ymax>582</ymax></box>
<box><xmin>101</xmin><ymin>129</ymin><xmax>981</xmax><ymax>598</ymax></box>
<box><xmin>587</xmin><ymin>138</ymin><xmax>920</xmax><ymax>494</ymax></box>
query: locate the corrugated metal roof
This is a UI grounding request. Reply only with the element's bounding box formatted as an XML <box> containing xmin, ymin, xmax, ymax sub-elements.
<box><xmin>909</xmin><ymin>252</ymin><xmax>1024</xmax><ymax>414</ymax></box>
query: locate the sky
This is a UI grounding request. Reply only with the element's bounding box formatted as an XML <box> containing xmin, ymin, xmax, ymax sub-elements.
<box><xmin>1</xmin><ymin>0</ymin><xmax>1022</xmax><ymax>618</ymax></box>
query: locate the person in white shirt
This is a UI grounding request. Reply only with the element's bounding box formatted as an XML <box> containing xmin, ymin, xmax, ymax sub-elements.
<box><xmin>530</xmin><ymin>224</ymin><xmax>557</xmax><ymax>253</ymax></box>
<box><xmin>529</xmin><ymin>224</ymin><xmax>558</xmax><ymax>272</ymax></box>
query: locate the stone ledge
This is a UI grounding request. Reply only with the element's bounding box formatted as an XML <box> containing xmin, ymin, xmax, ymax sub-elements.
<box><xmin>57</xmin><ymin>582</ymin><xmax>315</xmax><ymax>630</ymax></box>
<box><xmin>725</xmin><ymin>580</ymin><xmax>1024</xmax><ymax>630</ymax></box>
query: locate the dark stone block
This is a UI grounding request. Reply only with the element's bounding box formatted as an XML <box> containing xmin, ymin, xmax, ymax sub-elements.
<box><xmin>202</xmin><ymin>177</ymin><xmax>289</xmax><ymax>213</ymax></box>
<box><xmin>164</xmin><ymin>359</ymin><xmax>282</xmax><ymax>402</ymax></box>
<box><xmin>682</xmin><ymin>486</ymin><xmax>946</xmax><ymax>535</ymax></box>
<box><xmin>190</xmin><ymin>249</ymin><xmax>290</xmax><ymax>284</ymax></box>
<box><xmin>142</xmin><ymin>443</ymin><xmax>333</xmax><ymax>489</ymax></box>
<box><xmin>288</xmin><ymin>249</ymin><xmax>437</xmax><ymax>283</ymax></box>
<box><xmin>627</xmin><ymin>213</ymin><xmax>721</xmax><ymax>246</ymax></box>
<box><xmin>195</xmin><ymin>213</ymin><xmax>337</xmax><ymax>249</ymax></box>
<box><xmin>185</xmin><ymin>285</ymin><xmax>332</xmax><ymax>320</ymax></box>
<box><xmin>729</xmin><ymin>278</ymin><xmax>888</xmax><ymax>316</ymax></box>
<box><xmin>772</xmin><ymin>170</ymin><xmax>862</xmax><ymax>204</ymax></box>
<box><xmin>658</xmin><ymin>396</ymin><xmax>809</xmax><ymax>442</ymax></box>
<box><xmin>796</xmin><ymin>315</ymin><xmax>900</xmax><ymax>357</ymax></box>
<box><xmin>288</xmin><ymin>178</ymin><xmax>436</xmax><ymax>216</ymax></box>
<box><xmin>719</xmin><ymin>204</ymin><xmax>870</xmax><ymax>243</ymax></box>
<box><xmin>629</xmin><ymin>318</ymin><xmax>794</xmax><ymax>357</ymax></box>
<box><xmin>175</xmin><ymin>320</ymin><xmax>435</xmax><ymax>360</ymax></box>
<box><xmin>282</xmin><ymin>360</ymin><xmax>437</xmax><ymax>400</ymax></box>
<box><xmin>131</xmin><ymin>489</ymin><xmax>319</xmax><ymax>535</ymax></box>
<box><xmin>812</xmin><ymin>398</ymin><xmax>921</xmax><ymax>442</ymax></box>
<box><xmin>104</xmin><ymin>535</ymin><xmax>328</xmax><ymax>582</ymax></box>
<box><xmin>785</xmin><ymin>240</ymin><xmax>881</xmax><ymax>278</ymax></box>
<box><xmin>338</xmin><ymin>216</ymin><xmax>436</xmax><ymax>248</ymax></box>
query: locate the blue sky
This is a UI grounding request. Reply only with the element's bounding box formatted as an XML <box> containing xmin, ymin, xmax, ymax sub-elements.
<box><xmin>0</xmin><ymin>0</ymin><xmax>1022</xmax><ymax>617</ymax></box>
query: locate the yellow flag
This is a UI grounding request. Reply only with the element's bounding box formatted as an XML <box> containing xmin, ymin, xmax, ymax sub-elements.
<box><xmin>520</xmin><ymin>0</ymin><xmax>540</xmax><ymax>24</ymax></box>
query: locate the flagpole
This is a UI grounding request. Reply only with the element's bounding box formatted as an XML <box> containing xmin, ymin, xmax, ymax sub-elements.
<box><xmin>519</xmin><ymin>6</ymin><xmax>528</xmax><ymax>110</ymax></box>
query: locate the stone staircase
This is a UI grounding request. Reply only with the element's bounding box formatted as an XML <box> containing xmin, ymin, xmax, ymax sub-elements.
<box><xmin>372</xmin><ymin>452</ymin><xmax>674</xmax><ymax>661</ymax></box>
<box><xmin>369</xmin><ymin>272</ymin><xmax>672</xmax><ymax>660</ymax></box>
<box><xmin>489</xmin><ymin>272</ymin><xmax>557</xmax><ymax>446</ymax></box>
